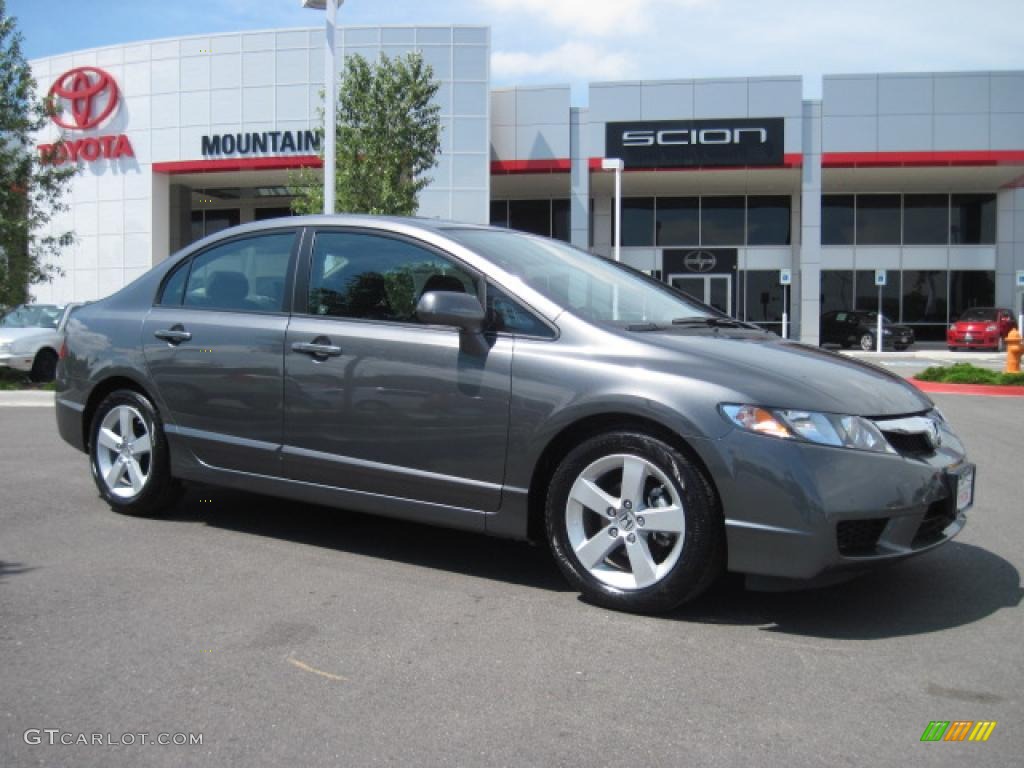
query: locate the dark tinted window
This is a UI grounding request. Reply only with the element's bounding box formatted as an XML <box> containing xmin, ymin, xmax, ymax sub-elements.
<box><xmin>190</xmin><ymin>209</ymin><xmax>241</xmax><ymax>244</ymax></box>
<box><xmin>701</xmin><ymin>197</ymin><xmax>745</xmax><ymax>246</ymax></box>
<box><xmin>902</xmin><ymin>270</ymin><xmax>948</xmax><ymax>323</ymax></box>
<box><xmin>486</xmin><ymin>283</ymin><xmax>553</xmax><ymax>337</ymax></box>
<box><xmin>552</xmin><ymin>199</ymin><xmax>571</xmax><ymax>242</ymax></box>
<box><xmin>820</xmin><ymin>270</ymin><xmax>854</xmax><ymax>313</ymax></box>
<box><xmin>490</xmin><ymin>200</ymin><xmax>509</xmax><ymax>228</ymax></box>
<box><xmin>655</xmin><ymin>197</ymin><xmax>699</xmax><ymax>246</ymax></box>
<box><xmin>614</xmin><ymin>197</ymin><xmax>655</xmax><ymax>246</ymax></box>
<box><xmin>158</xmin><ymin>261</ymin><xmax>190</xmax><ymax>306</ymax></box>
<box><xmin>902</xmin><ymin>194</ymin><xmax>948</xmax><ymax>245</ymax></box>
<box><xmin>509</xmin><ymin>200</ymin><xmax>551</xmax><ymax>237</ymax></box>
<box><xmin>746</xmin><ymin>196</ymin><xmax>791</xmax><ymax>245</ymax></box>
<box><xmin>743</xmin><ymin>270</ymin><xmax>784</xmax><ymax>326</ymax></box>
<box><xmin>307</xmin><ymin>231</ymin><xmax>478</xmax><ymax>323</ymax></box>
<box><xmin>855</xmin><ymin>270</ymin><xmax>900</xmax><ymax>319</ymax></box>
<box><xmin>856</xmin><ymin>195</ymin><xmax>901</xmax><ymax>244</ymax></box>
<box><xmin>822</xmin><ymin>195</ymin><xmax>855</xmax><ymax>245</ymax></box>
<box><xmin>949</xmin><ymin>271</ymin><xmax>995</xmax><ymax>318</ymax></box>
<box><xmin>254</xmin><ymin>206</ymin><xmax>293</xmax><ymax>221</ymax></box>
<box><xmin>183</xmin><ymin>233</ymin><xmax>295</xmax><ymax>312</ymax></box>
<box><xmin>951</xmin><ymin>194</ymin><xmax>996</xmax><ymax>244</ymax></box>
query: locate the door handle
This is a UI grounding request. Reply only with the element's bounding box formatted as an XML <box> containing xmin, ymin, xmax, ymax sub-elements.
<box><xmin>154</xmin><ymin>327</ymin><xmax>192</xmax><ymax>345</ymax></box>
<box><xmin>291</xmin><ymin>341</ymin><xmax>343</xmax><ymax>358</ymax></box>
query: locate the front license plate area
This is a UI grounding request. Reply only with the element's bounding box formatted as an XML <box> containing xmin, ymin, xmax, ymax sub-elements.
<box><xmin>955</xmin><ymin>466</ymin><xmax>975</xmax><ymax>512</ymax></box>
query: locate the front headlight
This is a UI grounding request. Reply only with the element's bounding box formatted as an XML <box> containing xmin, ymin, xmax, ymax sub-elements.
<box><xmin>721</xmin><ymin>404</ymin><xmax>895</xmax><ymax>453</ymax></box>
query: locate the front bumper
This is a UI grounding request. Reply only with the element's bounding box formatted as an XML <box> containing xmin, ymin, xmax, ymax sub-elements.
<box><xmin>0</xmin><ymin>353</ymin><xmax>34</xmax><ymax>372</ymax></box>
<box><xmin>948</xmin><ymin>331</ymin><xmax>999</xmax><ymax>348</ymax></box>
<box><xmin>695</xmin><ymin>420</ymin><xmax>971</xmax><ymax>582</ymax></box>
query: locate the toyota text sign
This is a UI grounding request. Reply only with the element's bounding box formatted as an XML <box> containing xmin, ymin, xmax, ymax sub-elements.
<box><xmin>606</xmin><ymin>118</ymin><xmax>784</xmax><ymax>169</ymax></box>
<box><xmin>38</xmin><ymin>66</ymin><xmax>134</xmax><ymax>166</ymax></box>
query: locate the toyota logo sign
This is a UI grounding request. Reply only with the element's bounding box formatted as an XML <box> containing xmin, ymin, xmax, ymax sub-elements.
<box><xmin>48</xmin><ymin>67</ymin><xmax>120</xmax><ymax>131</ymax></box>
<box><xmin>683</xmin><ymin>250</ymin><xmax>718</xmax><ymax>273</ymax></box>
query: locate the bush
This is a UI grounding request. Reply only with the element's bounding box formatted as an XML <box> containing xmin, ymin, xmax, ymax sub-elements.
<box><xmin>915</xmin><ymin>363</ymin><xmax>1024</xmax><ymax>386</ymax></box>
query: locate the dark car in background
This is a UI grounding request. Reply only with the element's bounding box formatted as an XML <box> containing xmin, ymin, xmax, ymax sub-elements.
<box><xmin>820</xmin><ymin>310</ymin><xmax>915</xmax><ymax>351</ymax></box>
<box><xmin>55</xmin><ymin>216</ymin><xmax>973</xmax><ymax>613</ymax></box>
<box><xmin>947</xmin><ymin>307</ymin><xmax>1017</xmax><ymax>351</ymax></box>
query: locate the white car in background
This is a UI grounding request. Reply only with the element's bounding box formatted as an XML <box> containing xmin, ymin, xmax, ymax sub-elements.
<box><xmin>0</xmin><ymin>304</ymin><xmax>81</xmax><ymax>382</ymax></box>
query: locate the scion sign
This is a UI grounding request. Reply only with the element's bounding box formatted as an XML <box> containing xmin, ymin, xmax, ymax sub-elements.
<box><xmin>606</xmin><ymin>118</ymin><xmax>784</xmax><ymax>169</ymax></box>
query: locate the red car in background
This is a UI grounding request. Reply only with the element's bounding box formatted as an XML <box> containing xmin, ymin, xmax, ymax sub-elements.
<box><xmin>947</xmin><ymin>307</ymin><xmax>1018</xmax><ymax>351</ymax></box>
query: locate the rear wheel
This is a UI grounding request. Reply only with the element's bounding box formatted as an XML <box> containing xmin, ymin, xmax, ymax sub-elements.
<box><xmin>859</xmin><ymin>333</ymin><xmax>875</xmax><ymax>351</ymax></box>
<box><xmin>545</xmin><ymin>431</ymin><xmax>724</xmax><ymax>613</ymax></box>
<box><xmin>89</xmin><ymin>389</ymin><xmax>180</xmax><ymax>517</ymax></box>
<box><xmin>29</xmin><ymin>348</ymin><xmax>58</xmax><ymax>383</ymax></box>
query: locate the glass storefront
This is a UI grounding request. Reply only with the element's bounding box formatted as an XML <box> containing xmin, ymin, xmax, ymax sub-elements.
<box><xmin>491</xmin><ymin>199</ymin><xmax>571</xmax><ymax>241</ymax></box>
<box><xmin>822</xmin><ymin>193</ymin><xmax>996</xmax><ymax>245</ymax></box>
<box><xmin>609</xmin><ymin>195</ymin><xmax>791</xmax><ymax>247</ymax></box>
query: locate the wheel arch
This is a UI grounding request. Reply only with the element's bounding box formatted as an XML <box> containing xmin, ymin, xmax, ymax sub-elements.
<box><xmin>81</xmin><ymin>375</ymin><xmax>157</xmax><ymax>451</ymax></box>
<box><xmin>525</xmin><ymin>412</ymin><xmax>723</xmax><ymax>545</ymax></box>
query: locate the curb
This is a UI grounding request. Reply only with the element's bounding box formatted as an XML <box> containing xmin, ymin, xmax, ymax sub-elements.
<box><xmin>0</xmin><ymin>391</ymin><xmax>55</xmax><ymax>407</ymax></box>
<box><xmin>910</xmin><ymin>378</ymin><xmax>1024</xmax><ymax>397</ymax></box>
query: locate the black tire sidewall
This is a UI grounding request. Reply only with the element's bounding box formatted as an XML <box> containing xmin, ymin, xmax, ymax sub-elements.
<box><xmin>545</xmin><ymin>431</ymin><xmax>724</xmax><ymax>613</ymax></box>
<box><xmin>89</xmin><ymin>389</ymin><xmax>178</xmax><ymax>516</ymax></box>
<box><xmin>30</xmin><ymin>349</ymin><xmax>58</xmax><ymax>383</ymax></box>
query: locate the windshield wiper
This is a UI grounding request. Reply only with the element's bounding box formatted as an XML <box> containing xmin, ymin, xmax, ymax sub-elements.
<box><xmin>625</xmin><ymin>322</ymin><xmax>662</xmax><ymax>331</ymax></box>
<box><xmin>670</xmin><ymin>316</ymin><xmax>752</xmax><ymax>329</ymax></box>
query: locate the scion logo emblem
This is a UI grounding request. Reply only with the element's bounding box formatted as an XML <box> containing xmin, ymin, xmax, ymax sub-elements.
<box><xmin>683</xmin><ymin>250</ymin><xmax>718</xmax><ymax>273</ymax></box>
<box><xmin>48</xmin><ymin>67</ymin><xmax>120</xmax><ymax>130</ymax></box>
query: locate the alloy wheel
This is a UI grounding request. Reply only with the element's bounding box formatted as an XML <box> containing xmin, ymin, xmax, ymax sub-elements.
<box><xmin>564</xmin><ymin>453</ymin><xmax>686</xmax><ymax>590</ymax></box>
<box><xmin>95</xmin><ymin>405</ymin><xmax>153</xmax><ymax>499</ymax></box>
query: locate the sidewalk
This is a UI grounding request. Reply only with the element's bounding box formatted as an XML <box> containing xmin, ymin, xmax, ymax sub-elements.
<box><xmin>0</xmin><ymin>391</ymin><xmax>55</xmax><ymax>407</ymax></box>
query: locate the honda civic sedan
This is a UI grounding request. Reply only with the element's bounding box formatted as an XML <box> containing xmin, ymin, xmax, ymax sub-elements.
<box><xmin>56</xmin><ymin>217</ymin><xmax>975</xmax><ymax>613</ymax></box>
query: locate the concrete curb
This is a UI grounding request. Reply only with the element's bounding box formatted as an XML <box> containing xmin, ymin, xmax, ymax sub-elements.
<box><xmin>0</xmin><ymin>391</ymin><xmax>56</xmax><ymax>407</ymax></box>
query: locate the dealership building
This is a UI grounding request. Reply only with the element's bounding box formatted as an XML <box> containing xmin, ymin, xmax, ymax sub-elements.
<box><xmin>29</xmin><ymin>25</ymin><xmax>1024</xmax><ymax>343</ymax></box>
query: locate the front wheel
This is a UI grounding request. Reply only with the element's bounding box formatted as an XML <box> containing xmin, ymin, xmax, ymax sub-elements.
<box><xmin>859</xmin><ymin>333</ymin><xmax>875</xmax><ymax>351</ymax></box>
<box><xmin>545</xmin><ymin>431</ymin><xmax>724</xmax><ymax>613</ymax></box>
<box><xmin>30</xmin><ymin>348</ymin><xmax>58</xmax><ymax>382</ymax></box>
<box><xmin>89</xmin><ymin>389</ymin><xmax>180</xmax><ymax>516</ymax></box>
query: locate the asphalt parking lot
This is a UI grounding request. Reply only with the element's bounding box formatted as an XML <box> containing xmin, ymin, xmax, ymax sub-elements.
<box><xmin>2</xmin><ymin>394</ymin><xmax>1022</xmax><ymax>766</ymax></box>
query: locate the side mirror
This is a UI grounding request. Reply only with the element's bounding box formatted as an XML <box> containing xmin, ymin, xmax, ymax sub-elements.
<box><xmin>416</xmin><ymin>291</ymin><xmax>488</xmax><ymax>356</ymax></box>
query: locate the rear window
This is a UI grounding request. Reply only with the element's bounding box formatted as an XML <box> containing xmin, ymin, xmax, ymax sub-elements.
<box><xmin>959</xmin><ymin>308</ymin><xmax>996</xmax><ymax>321</ymax></box>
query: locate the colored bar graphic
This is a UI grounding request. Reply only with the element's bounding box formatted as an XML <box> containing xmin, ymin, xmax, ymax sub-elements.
<box><xmin>944</xmin><ymin>721</ymin><xmax>973</xmax><ymax>741</ymax></box>
<box><xmin>920</xmin><ymin>720</ymin><xmax>997</xmax><ymax>742</ymax></box>
<box><xmin>921</xmin><ymin>722</ymin><xmax>949</xmax><ymax>742</ymax></box>
<box><xmin>969</xmin><ymin>722</ymin><xmax>997</xmax><ymax>742</ymax></box>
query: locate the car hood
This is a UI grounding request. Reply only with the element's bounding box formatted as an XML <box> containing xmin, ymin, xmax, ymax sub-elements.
<box><xmin>0</xmin><ymin>327</ymin><xmax>57</xmax><ymax>344</ymax></box>
<box><xmin>631</xmin><ymin>330</ymin><xmax>932</xmax><ymax>417</ymax></box>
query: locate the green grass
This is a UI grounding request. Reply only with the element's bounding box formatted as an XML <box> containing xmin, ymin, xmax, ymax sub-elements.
<box><xmin>915</xmin><ymin>362</ymin><xmax>1024</xmax><ymax>386</ymax></box>
<box><xmin>0</xmin><ymin>369</ymin><xmax>56</xmax><ymax>391</ymax></box>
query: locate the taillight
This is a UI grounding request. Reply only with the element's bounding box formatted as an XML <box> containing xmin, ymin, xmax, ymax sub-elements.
<box><xmin>59</xmin><ymin>340</ymin><xmax>68</xmax><ymax>360</ymax></box>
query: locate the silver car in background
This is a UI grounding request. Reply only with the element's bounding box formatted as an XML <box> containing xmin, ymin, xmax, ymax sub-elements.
<box><xmin>55</xmin><ymin>216</ymin><xmax>975</xmax><ymax>613</ymax></box>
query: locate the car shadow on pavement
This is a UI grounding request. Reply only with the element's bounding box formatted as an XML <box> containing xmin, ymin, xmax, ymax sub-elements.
<box><xmin>673</xmin><ymin>542</ymin><xmax>1022</xmax><ymax>640</ymax></box>
<box><xmin>163</xmin><ymin>484</ymin><xmax>572</xmax><ymax>593</ymax></box>
<box><xmin>0</xmin><ymin>561</ymin><xmax>36</xmax><ymax>584</ymax></box>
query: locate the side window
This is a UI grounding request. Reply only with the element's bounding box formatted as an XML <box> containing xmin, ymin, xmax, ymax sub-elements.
<box><xmin>486</xmin><ymin>283</ymin><xmax>554</xmax><ymax>338</ymax></box>
<box><xmin>182</xmin><ymin>232</ymin><xmax>295</xmax><ymax>312</ymax></box>
<box><xmin>158</xmin><ymin>260</ymin><xmax>190</xmax><ymax>306</ymax></box>
<box><xmin>308</xmin><ymin>231</ymin><xmax>478</xmax><ymax>323</ymax></box>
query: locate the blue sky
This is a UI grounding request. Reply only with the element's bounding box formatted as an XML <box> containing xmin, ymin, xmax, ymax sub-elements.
<box><xmin>9</xmin><ymin>0</ymin><xmax>1024</xmax><ymax>101</ymax></box>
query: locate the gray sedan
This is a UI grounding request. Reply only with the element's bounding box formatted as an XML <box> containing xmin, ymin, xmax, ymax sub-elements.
<box><xmin>55</xmin><ymin>216</ymin><xmax>975</xmax><ymax>613</ymax></box>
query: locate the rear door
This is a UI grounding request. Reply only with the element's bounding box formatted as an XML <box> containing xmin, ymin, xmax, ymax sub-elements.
<box><xmin>142</xmin><ymin>228</ymin><xmax>301</xmax><ymax>475</ymax></box>
<box><xmin>282</xmin><ymin>227</ymin><xmax>512</xmax><ymax>515</ymax></box>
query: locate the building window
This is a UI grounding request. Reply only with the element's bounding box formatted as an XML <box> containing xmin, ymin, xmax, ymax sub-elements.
<box><xmin>902</xmin><ymin>194</ymin><xmax>948</xmax><ymax>245</ymax></box>
<box><xmin>552</xmin><ymin>199</ymin><xmax>570</xmax><ymax>242</ymax></box>
<box><xmin>949</xmin><ymin>271</ymin><xmax>995</xmax><ymax>319</ymax></box>
<box><xmin>616</xmin><ymin>197</ymin><xmax>655</xmax><ymax>246</ymax></box>
<box><xmin>655</xmin><ymin>197</ymin><xmax>699</xmax><ymax>246</ymax></box>
<box><xmin>190</xmin><ymin>209</ymin><xmax>241</xmax><ymax>243</ymax></box>
<box><xmin>822</xmin><ymin>195</ymin><xmax>855</xmax><ymax>245</ymax></box>
<box><xmin>508</xmin><ymin>200</ymin><xmax>551</xmax><ymax>237</ymax></box>
<box><xmin>742</xmin><ymin>270</ymin><xmax>785</xmax><ymax>333</ymax></box>
<box><xmin>490</xmin><ymin>201</ymin><xmax>509</xmax><ymax>228</ymax></box>
<box><xmin>855</xmin><ymin>194</ymin><xmax>901</xmax><ymax>245</ymax></box>
<box><xmin>951</xmin><ymin>194</ymin><xmax>996</xmax><ymax>244</ymax></box>
<box><xmin>854</xmin><ymin>269</ymin><xmax>900</xmax><ymax>320</ymax></box>
<box><xmin>701</xmin><ymin>196</ymin><xmax>745</xmax><ymax>246</ymax></box>
<box><xmin>820</xmin><ymin>270</ymin><xmax>854</xmax><ymax>313</ymax></box>
<box><xmin>746</xmin><ymin>196</ymin><xmax>791</xmax><ymax>245</ymax></box>
<box><xmin>902</xmin><ymin>270</ymin><xmax>949</xmax><ymax>339</ymax></box>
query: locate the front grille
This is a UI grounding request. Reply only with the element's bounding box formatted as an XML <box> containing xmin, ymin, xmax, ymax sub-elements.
<box><xmin>837</xmin><ymin>518</ymin><xmax>888</xmax><ymax>556</ymax></box>
<box><xmin>882</xmin><ymin>431</ymin><xmax>935</xmax><ymax>458</ymax></box>
<box><xmin>913</xmin><ymin>499</ymin><xmax>957</xmax><ymax>548</ymax></box>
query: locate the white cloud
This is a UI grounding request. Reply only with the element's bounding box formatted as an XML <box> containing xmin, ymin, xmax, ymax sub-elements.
<box><xmin>481</xmin><ymin>0</ymin><xmax>708</xmax><ymax>38</ymax></box>
<box><xmin>492</xmin><ymin>41</ymin><xmax>636</xmax><ymax>81</ymax></box>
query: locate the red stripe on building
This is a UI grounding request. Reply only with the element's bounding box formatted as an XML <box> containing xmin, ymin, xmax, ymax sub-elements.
<box><xmin>153</xmin><ymin>155</ymin><xmax>322</xmax><ymax>174</ymax></box>
<box><xmin>822</xmin><ymin>150</ymin><xmax>1024</xmax><ymax>168</ymax></box>
<box><xmin>490</xmin><ymin>158</ymin><xmax>573</xmax><ymax>174</ymax></box>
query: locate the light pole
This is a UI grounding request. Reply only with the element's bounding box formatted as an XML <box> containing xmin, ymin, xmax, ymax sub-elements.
<box><xmin>601</xmin><ymin>158</ymin><xmax>624</xmax><ymax>262</ymax></box>
<box><xmin>302</xmin><ymin>0</ymin><xmax>343</xmax><ymax>215</ymax></box>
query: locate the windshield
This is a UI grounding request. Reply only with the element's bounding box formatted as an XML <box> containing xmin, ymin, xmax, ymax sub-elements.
<box><xmin>445</xmin><ymin>229</ymin><xmax>711</xmax><ymax>327</ymax></box>
<box><xmin>0</xmin><ymin>304</ymin><xmax>61</xmax><ymax>329</ymax></box>
<box><xmin>959</xmin><ymin>308</ymin><xmax>996</xmax><ymax>322</ymax></box>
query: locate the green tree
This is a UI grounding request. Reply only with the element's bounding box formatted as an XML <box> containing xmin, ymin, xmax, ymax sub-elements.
<box><xmin>0</xmin><ymin>0</ymin><xmax>75</xmax><ymax>307</ymax></box>
<box><xmin>291</xmin><ymin>52</ymin><xmax>441</xmax><ymax>216</ymax></box>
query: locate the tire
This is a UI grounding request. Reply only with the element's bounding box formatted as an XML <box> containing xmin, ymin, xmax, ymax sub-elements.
<box><xmin>894</xmin><ymin>344</ymin><xmax>907</xmax><ymax>352</ymax></box>
<box><xmin>545</xmin><ymin>431</ymin><xmax>724</xmax><ymax>614</ymax></box>
<box><xmin>89</xmin><ymin>389</ymin><xmax>180</xmax><ymax>517</ymax></box>
<box><xmin>29</xmin><ymin>348</ymin><xmax>58</xmax><ymax>383</ymax></box>
<box><xmin>859</xmin><ymin>333</ymin><xmax>875</xmax><ymax>351</ymax></box>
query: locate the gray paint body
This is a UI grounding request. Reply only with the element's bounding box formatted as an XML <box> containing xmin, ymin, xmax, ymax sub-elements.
<box><xmin>55</xmin><ymin>215</ymin><xmax>969</xmax><ymax>582</ymax></box>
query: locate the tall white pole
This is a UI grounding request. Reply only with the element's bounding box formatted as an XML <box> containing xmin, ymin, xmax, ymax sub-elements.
<box><xmin>877</xmin><ymin>286</ymin><xmax>883</xmax><ymax>353</ymax></box>
<box><xmin>323</xmin><ymin>0</ymin><xmax>338</xmax><ymax>215</ymax></box>
<box><xmin>613</xmin><ymin>164</ymin><xmax>622</xmax><ymax>263</ymax></box>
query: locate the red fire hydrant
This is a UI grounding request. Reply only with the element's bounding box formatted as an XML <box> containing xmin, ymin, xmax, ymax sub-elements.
<box><xmin>1005</xmin><ymin>328</ymin><xmax>1022</xmax><ymax>373</ymax></box>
